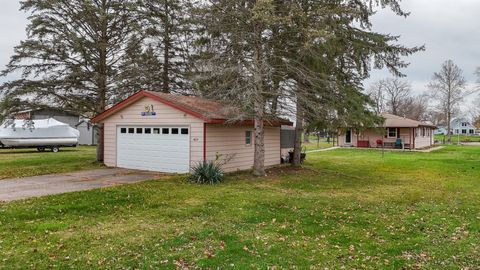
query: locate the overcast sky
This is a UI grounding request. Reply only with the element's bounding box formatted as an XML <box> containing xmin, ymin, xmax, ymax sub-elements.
<box><xmin>0</xmin><ymin>0</ymin><xmax>479</xmax><ymax>106</ymax></box>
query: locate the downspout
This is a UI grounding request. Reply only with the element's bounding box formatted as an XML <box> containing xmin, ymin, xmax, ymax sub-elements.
<box><xmin>203</xmin><ymin>123</ymin><xmax>207</xmax><ymax>162</ymax></box>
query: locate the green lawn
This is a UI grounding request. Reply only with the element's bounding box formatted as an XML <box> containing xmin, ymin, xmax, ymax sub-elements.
<box><xmin>304</xmin><ymin>137</ymin><xmax>335</xmax><ymax>151</ymax></box>
<box><xmin>1</xmin><ymin>146</ymin><xmax>480</xmax><ymax>268</ymax></box>
<box><xmin>0</xmin><ymin>146</ymin><xmax>102</xmax><ymax>179</ymax></box>
<box><xmin>435</xmin><ymin>134</ymin><xmax>480</xmax><ymax>143</ymax></box>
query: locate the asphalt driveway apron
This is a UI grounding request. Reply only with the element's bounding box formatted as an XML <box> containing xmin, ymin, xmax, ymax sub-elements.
<box><xmin>0</xmin><ymin>168</ymin><xmax>164</xmax><ymax>202</ymax></box>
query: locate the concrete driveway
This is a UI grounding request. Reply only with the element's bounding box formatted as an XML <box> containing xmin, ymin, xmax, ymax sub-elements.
<box><xmin>0</xmin><ymin>168</ymin><xmax>165</xmax><ymax>202</ymax></box>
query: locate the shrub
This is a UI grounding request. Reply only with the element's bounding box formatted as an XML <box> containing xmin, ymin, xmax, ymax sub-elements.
<box><xmin>189</xmin><ymin>161</ymin><xmax>224</xmax><ymax>184</ymax></box>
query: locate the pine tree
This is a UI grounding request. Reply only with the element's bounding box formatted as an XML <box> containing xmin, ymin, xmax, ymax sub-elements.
<box><xmin>143</xmin><ymin>0</ymin><xmax>194</xmax><ymax>93</ymax></box>
<box><xmin>193</xmin><ymin>0</ymin><xmax>424</xmax><ymax>171</ymax></box>
<box><xmin>0</xmin><ymin>0</ymin><xmax>142</xmax><ymax>161</ymax></box>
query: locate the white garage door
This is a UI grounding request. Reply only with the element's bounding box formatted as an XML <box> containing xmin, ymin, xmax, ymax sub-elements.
<box><xmin>117</xmin><ymin>126</ymin><xmax>190</xmax><ymax>173</ymax></box>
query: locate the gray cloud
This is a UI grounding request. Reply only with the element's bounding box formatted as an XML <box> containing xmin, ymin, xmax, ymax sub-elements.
<box><xmin>1</xmin><ymin>0</ymin><xmax>478</xmax><ymax>106</ymax></box>
<box><xmin>0</xmin><ymin>1</ymin><xmax>28</xmax><ymax>82</ymax></box>
<box><xmin>365</xmin><ymin>0</ymin><xmax>480</xmax><ymax>104</ymax></box>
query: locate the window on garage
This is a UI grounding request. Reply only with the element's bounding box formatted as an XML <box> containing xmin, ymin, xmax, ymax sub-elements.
<box><xmin>136</xmin><ymin>128</ymin><xmax>143</xmax><ymax>134</ymax></box>
<box><xmin>172</xmin><ymin>128</ymin><xmax>179</xmax><ymax>134</ymax></box>
<box><xmin>128</xmin><ymin>128</ymin><xmax>135</xmax><ymax>134</ymax></box>
<box><xmin>181</xmin><ymin>128</ymin><xmax>189</xmax><ymax>135</ymax></box>
<box><xmin>245</xmin><ymin>130</ymin><xmax>252</xmax><ymax>145</ymax></box>
<box><xmin>145</xmin><ymin>128</ymin><xmax>152</xmax><ymax>134</ymax></box>
<box><xmin>153</xmin><ymin>128</ymin><xmax>160</xmax><ymax>134</ymax></box>
<box><xmin>121</xmin><ymin>128</ymin><xmax>127</xmax><ymax>134</ymax></box>
<box><xmin>162</xmin><ymin>128</ymin><xmax>169</xmax><ymax>134</ymax></box>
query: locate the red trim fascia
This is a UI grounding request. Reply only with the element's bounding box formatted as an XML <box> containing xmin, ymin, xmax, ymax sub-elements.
<box><xmin>91</xmin><ymin>90</ymin><xmax>294</xmax><ymax>127</ymax></box>
<box><xmin>91</xmin><ymin>91</ymin><xmax>145</xmax><ymax>123</ymax></box>
<box><xmin>203</xmin><ymin>123</ymin><xmax>207</xmax><ymax>162</ymax></box>
<box><xmin>91</xmin><ymin>90</ymin><xmax>211</xmax><ymax>123</ymax></box>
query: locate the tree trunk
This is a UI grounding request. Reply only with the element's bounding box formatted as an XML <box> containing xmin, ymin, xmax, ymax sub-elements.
<box><xmin>96</xmin><ymin>124</ymin><xmax>104</xmax><ymax>162</ymax></box>
<box><xmin>162</xmin><ymin>0</ymin><xmax>170</xmax><ymax>93</ymax></box>
<box><xmin>253</xmin><ymin>98</ymin><xmax>265</xmax><ymax>176</ymax></box>
<box><xmin>252</xmin><ymin>29</ymin><xmax>265</xmax><ymax>177</ymax></box>
<box><xmin>96</xmin><ymin>0</ymin><xmax>108</xmax><ymax>162</ymax></box>
<box><xmin>292</xmin><ymin>99</ymin><xmax>303</xmax><ymax>166</ymax></box>
<box><xmin>447</xmin><ymin>111</ymin><xmax>452</xmax><ymax>144</ymax></box>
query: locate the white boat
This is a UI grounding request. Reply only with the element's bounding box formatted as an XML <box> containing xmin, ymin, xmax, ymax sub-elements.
<box><xmin>0</xmin><ymin>118</ymin><xmax>80</xmax><ymax>151</ymax></box>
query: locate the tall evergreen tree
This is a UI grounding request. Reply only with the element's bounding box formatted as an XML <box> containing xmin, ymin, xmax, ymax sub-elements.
<box><xmin>193</xmin><ymin>0</ymin><xmax>423</xmax><ymax>172</ymax></box>
<box><xmin>114</xmin><ymin>41</ymin><xmax>164</xmax><ymax>101</ymax></box>
<box><xmin>0</xmin><ymin>0</ymin><xmax>142</xmax><ymax>161</ymax></box>
<box><xmin>143</xmin><ymin>0</ymin><xmax>194</xmax><ymax>93</ymax></box>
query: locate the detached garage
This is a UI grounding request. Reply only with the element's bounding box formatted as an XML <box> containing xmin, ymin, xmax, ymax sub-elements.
<box><xmin>91</xmin><ymin>90</ymin><xmax>291</xmax><ymax>173</ymax></box>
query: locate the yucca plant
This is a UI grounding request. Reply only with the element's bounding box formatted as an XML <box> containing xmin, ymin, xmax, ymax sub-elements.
<box><xmin>189</xmin><ymin>161</ymin><xmax>224</xmax><ymax>184</ymax></box>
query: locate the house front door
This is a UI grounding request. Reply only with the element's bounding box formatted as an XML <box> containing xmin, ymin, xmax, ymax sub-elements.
<box><xmin>345</xmin><ymin>129</ymin><xmax>352</xmax><ymax>144</ymax></box>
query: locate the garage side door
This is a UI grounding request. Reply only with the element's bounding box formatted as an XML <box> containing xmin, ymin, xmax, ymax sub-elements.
<box><xmin>117</xmin><ymin>126</ymin><xmax>190</xmax><ymax>173</ymax></box>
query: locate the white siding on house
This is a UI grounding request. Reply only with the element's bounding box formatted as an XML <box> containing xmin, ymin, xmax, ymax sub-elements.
<box><xmin>206</xmin><ymin>125</ymin><xmax>280</xmax><ymax>172</ymax></box>
<box><xmin>102</xmin><ymin>97</ymin><xmax>204</xmax><ymax>169</ymax></box>
<box><xmin>338</xmin><ymin>127</ymin><xmax>434</xmax><ymax>149</ymax></box>
<box><xmin>338</xmin><ymin>128</ymin><xmax>412</xmax><ymax>148</ymax></box>
<box><xmin>413</xmin><ymin>127</ymin><xmax>434</xmax><ymax>149</ymax></box>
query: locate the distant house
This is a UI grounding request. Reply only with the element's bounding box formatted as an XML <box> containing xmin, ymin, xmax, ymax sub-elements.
<box><xmin>434</xmin><ymin>125</ymin><xmax>448</xmax><ymax>135</ymax></box>
<box><xmin>14</xmin><ymin>108</ymin><xmax>97</xmax><ymax>145</ymax></box>
<box><xmin>337</xmin><ymin>113</ymin><xmax>436</xmax><ymax>150</ymax></box>
<box><xmin>450</xmin><ymin>118</ymin><xmax>476</xmax><ymax>135</ymax></box>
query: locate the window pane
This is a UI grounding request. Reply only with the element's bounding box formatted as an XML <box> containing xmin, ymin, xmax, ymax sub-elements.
<box><xmin>245</xmin><ymin>130</ymin><xmax>252</xmax><ymax>145</ymax></box>
<box><xmin>145</xmin><ymin>128</ymin><xmax>152</xmax><ymax>134</ymax></box>
<box><xmin>388</xmin><ymin>128</ymin><xmax>396</xmax><ymax>137</ymax></box>
<box><xmin>153</xmin><ymin>128</ymin><xmax>160</xmax><ymax>134</ymax></box>
<box><xmin>136</xmin><ymin>128</ymin><xmax>143</xmax><ymax>134</ymax></box>
<box><xmin>172</xmin><ymin>128</ymin><xmax>179</xmax><ymax>134</ymax></box>
<box><xmin>162</xmin><ymin>128</ymin><xmax>169</xmax><ymax>134</ymax></box>
<box><xmin>128</xmin><ymin>128</ymin><xmax>135</xmax><ymax>134</ymax></box>
<box><xmin>181</xmin><ymin>128</ymin><xmax>189</xmax><ymax>135</ymax></box>
<box><xmin>120</xmin><ymin>128</ymin><xmax>127</xmax><ymax>134</ymax></box>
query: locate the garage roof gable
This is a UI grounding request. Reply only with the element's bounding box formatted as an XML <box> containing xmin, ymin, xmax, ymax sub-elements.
<box><xmin>91</xmin><ymin>90</ymin><xmax>292</xmax><ymax>126</ymax></box>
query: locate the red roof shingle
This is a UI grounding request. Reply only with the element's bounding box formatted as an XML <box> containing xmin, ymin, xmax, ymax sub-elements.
<box><xmin>91</xmin><ymin>90</ymin><xmax>292</xmax><ymax>126</ymax></box>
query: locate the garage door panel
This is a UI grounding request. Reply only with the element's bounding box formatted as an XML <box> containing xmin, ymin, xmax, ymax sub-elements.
<box><xmin>116</xmin><ymin>126</ymin><xmax>190</xmax><ymax>173</ymax></box>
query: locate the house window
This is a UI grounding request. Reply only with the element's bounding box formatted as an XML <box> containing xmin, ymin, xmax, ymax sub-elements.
<box><xmin>387</xmin><ymin>128</ymin><xmax>397</xmax><ymax>138</ymax></box>
<box><xmin>462</xmin><ymin>122</ymin><xmax>468</xmax><ymax>127</ymax></box>
<box><xmin>245</xmin><ymin>130</ymin><xmax>252</xmax><ymax>145</ymax></box>
<box><xmin>455</xmin><ymin>129</ymin><xmax>459</xmax><ymax>134</ymax></box>
<box><xmin>120</xmin><ymin>128</ymin><xmax>127</xmax><ymax>134</ymax></box>
<box><xmin>462</xmin><ymin>129</ymin><xmax>467</xmax><ymax>134</ymax></box>
<box><xmin>470</xmin><ymin>129</ymin><xmax>475</xmax><ymax>134</ymax></box>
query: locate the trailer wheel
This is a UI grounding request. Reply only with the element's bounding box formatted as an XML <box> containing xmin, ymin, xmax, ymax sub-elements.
<box><xmin>37</xmin><ymin>147</ymin><xmax>46</xmax><ymax>152</ymax></box>
<box><xmin>51</xmin><ymin>146</ymin><xmax>60</xmax><ymax>153</ymax></box>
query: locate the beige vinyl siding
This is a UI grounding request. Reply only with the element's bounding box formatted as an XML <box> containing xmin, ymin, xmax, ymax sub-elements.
<box><xmin>338</xmin><ymin>127</ymin><xmax>435</xmax><ymax>149</ymax></box>
<box><xmin>206</xmin><ymin>125</ymin><xmax>280</xmax><ymax>172</ymax></box>
<box><xmin>339</xmin><ymin>128</ymin><xmax>414</xmax><ymax>148</ymax></box>
<box><xmin>101</xmin><ymin>96</ymin><xmax>204</xmax><ymax>168</ymax></box>
<box><xmin>414</xmin><ymin>127</ymin><xmax>434</xmax><ymax>149</ymax></box>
